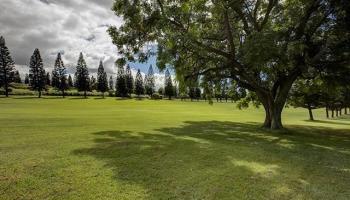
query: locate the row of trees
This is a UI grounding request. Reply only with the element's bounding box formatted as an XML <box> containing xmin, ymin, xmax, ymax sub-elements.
<box><xmin>1</xmin><ymin>36</ymin><xmax>176</xmax><ymax>99</ymax></box>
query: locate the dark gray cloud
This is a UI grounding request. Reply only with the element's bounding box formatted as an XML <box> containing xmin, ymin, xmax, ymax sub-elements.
<box><xmin>0</xmin><ymin>0</ymin><xmax>122</xmax><ymax>76</ymax></box>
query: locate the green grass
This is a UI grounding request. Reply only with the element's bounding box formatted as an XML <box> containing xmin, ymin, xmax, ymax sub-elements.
<box><xmin>1</xmin><ymin>97</ymin><xmax>350</xmax><ymax>200</ymax></box>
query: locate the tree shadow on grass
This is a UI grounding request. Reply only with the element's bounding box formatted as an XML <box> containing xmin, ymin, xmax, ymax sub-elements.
<box><xmin>72</xmin><ymin>121</ymin><xmax>350</xmax><ymax>199</ymax></box>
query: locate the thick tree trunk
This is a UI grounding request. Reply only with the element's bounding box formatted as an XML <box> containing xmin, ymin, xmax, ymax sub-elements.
<box><xmin>62</xmin><ymin>89</ymin><xmax>65</xmax><ymax>98</ymax></box>
<box><xmin>326</xmin><ymin>107</ymin><xmax>329</xmax><ymax>118</ymax></box>
<box><xmin>38</xmin><ymin>90</ymin><xmax>42</xmax><ymax>98</ymax></box>
<box><xmin>84</xmin><ymin>90</ymin><xmax>87</xmax><ymax>98</ymax></box>
<box><xmin>258</xmin><ymin>93</ymin><xmax>285</xmax><ymax>129</ymax></box>
<box><xmin>345</xmin><ymin>108</ymin><xmax>348</xmax><ymax>115</ymax></box>
<box><xmin>308</xmin><ymin>105</ymin><xmax>314</xmax><ymax>121</ymax></box>
<box><xmin>336</xmin><ymin>109</ymin><xmax>339</xmax><ymax>117</ymax></box>
<box><xmin>331</xmin><ymin>109</ymin><xmax>334</xmax><ymax>118</ymax></box>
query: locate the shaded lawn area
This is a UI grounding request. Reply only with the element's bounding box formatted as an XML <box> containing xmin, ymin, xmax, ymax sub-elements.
<box><xmin>0</xmin><ymin>97</ymin><xmax>350</xmax><ymax>199</ymax></box>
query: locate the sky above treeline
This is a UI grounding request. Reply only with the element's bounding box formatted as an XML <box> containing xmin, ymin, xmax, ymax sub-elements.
<box><xmin>0</xmin><ymin>0</ymin><xmax>161</xmax><ymax>78</ymax></box>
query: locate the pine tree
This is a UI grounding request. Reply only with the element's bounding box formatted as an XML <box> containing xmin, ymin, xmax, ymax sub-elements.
<box><xmin>13</xmin><ymin>70</ymin><xmax>22</xmax><ymax>83</ymax></box>
<box><xmin>109</xmin><ymin>75</ymin><xmax>114</xmax><ymax>90</ymax></box>
<box><xmin>195</xmin><ymin>87</ymin><xmax>201</xmax><ymax>101</ymax></box>
<box><xmin>125</xmin><ymin>65</ymin><xmax>134</xmax><ymax>96</ymax></box>
<box><xmin>75</xmin><ymin>52</ymin><xmax>90</xmax><ymax>98</ymax></box>
<box><xmin>29</xmin><ymin>48</ymin><xmax>46</xmax><ymax>98</ymax></box>
<box><xmin>97</xmin><ymin>61</ymin><xmax>108</xmax><ymax>98</ymax></box>
<box><xmin>164</xmin><ymin>69</ymin><xmax>174</xmax><ymax>100</ymax></box>
<box><xmin>90</xmin><ymin>76</ymin><xmax>96</xmax><ymax>91</ymax></box>
<box><xmin>144</xmin><ymin>64</ymin><xmax>155</xmax><ymax>96</ymax></box>
<box><xmin>68</xmin><ymin>74</ymin><xmax>73</xmax><ymax>88</ymax></box>
<box><xmin>0</xmin><ymin>36</ymin><xmax>15</xmax><ymax>97</ymax></box>
<box><xmin>135</xmin><ymin>69</ymin><xmax>144</xmax><ymax>96</ymax></box>
<box><xmin>24</xmin><ymin>73</ymin><xmax>29</xmax><ymax>84</ymax></box>
<box><xmin>52</xmin><ymin>53</ymin><xmax>68</xmax><ymax>97</ymax></box>
<box><xmin>46</xmin><ymin>72</ymin><xmax>51</xmax><ymax>86</ymax></box>
<box><xmin>115</xmin><ymin>64</ymin><xmax>127</xmax><ymax>97</ymax></box>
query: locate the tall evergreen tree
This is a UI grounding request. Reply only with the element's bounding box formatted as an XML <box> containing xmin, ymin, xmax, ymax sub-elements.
<box><xmin>45</xmin><ymin>72</ymin><xmax>51</xmax><ymax>86</ymax></box>
<box><xmin>109</xmin><ymin>75</ymin><xmax>114</xmax><ymax>90</ymax></box>
<box><xmin>97</xmin><ymin>61</ymin><xmax>108</xmax><ymax>98</ymax></box>
<box><xmin>13</xmin><ymin>70</ymin><xmax>22</xmax><ymax>83</ymax></box>
<box><xmin>144</xmin><ymin>64</ymin><xmax>155</xmax><ymax>96</ymax></box>
<box><xmin>164</xmin><ymin>69</ymin><xmax>173</xmax><ymax>100</ymax></box>
<box><xmin>115</xmin><ymin>64</ymin><xmax>127</xmax><ymax>97</ymax></box>
<box><xmin>135</xmin><ymin>69</ymin><xmax>144</xmax><ymax>96</ymax></box>
<box><xmin>0</xmin><ymin>36</ymin><xmax>15</xmax><ymax>97</ymax></box>
<box><xmin>68</xmin><ymin>74</ymin><xmax>73</xmax><ymax>88</ymax></box>
<box><xmin>24</xmin><ymin>73</ymin><xmax>29</xmax><ymax>84</ymax></box>
<box><xmin>29</xmin><ymin>48</ymin><xmax>46</xmax><ymax>98</ymax></box>
<box><xmin>90</xmin><ymin>76</ymin><xmax>96</xmax><ymax>91</ymax></box>
<box><xmin>52</xmin><ymin>53</ymin><xmax>68</xmax><ymax>97</ymax></box>
<box><xmin>75</xmin><ymin>52</ymin><xmax>90</xmax><ymax>98</ymax></box>
<box><xmin>125</xmin><ymin>65</ymin><xmax>134</xmax><ymax>96</ymax></box>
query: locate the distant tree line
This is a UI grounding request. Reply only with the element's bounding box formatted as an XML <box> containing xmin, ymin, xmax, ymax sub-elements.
<box><xmin>0</xmin><ymin>35</ymin><xmax>178</xmax><ymax>99</ymax></box>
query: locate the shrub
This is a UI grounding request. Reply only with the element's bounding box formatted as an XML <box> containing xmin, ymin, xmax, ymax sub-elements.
<box><xmin>151</xmin><ymin>93</ymin><xmax>163</xmax><ymax>100</ymax></box>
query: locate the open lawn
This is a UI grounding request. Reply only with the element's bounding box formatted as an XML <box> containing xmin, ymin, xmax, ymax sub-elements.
<box><xmin>0</xmin><ymin>97</ymin><xmax>350</xmax><ymax>200</ymax></box>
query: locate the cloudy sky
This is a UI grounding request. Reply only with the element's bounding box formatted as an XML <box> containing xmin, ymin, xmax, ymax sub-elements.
<box><xmin>0</xmin><ymin>0</ymin><xmax>161</xmax><ymax>81</ymax></box>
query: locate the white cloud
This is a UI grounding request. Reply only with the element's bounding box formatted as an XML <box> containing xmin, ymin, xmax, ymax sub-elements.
<box><xmin>1</xmin><ymin>0</ymin><xmax>122</xmax><ymax>77</ymax></box>
<box><xmin>2</xmin><ymin>0</ymin><xmax>170</xmax><ymax>88</ymax></box>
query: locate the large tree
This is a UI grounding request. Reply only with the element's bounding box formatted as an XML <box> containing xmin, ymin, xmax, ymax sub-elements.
<box><xmin>125</xmin><ymin>65</ymin><xmax>134</xmax><ymax>96</ymax></box>
<box><xmin>29</xmin><ymin>48</ymin><xmax>46</xmax><ymax>98</ymax></box>
<box><xmin>75</xmin><ymin>53</ymin><xmax>90</xmax><ymax>98</ymax></box>
<box><xmin>145</xmin><ymin>65</ymin><xmax>155</xmax><ymax>96</ymax></box>
<box><xmin>97</xmin><ymin>61</ymin><xmax>109</xmax><ymax>98</ymax></box>
<box><xmin>0</xmin><ymin>36</ymin><xmax>15</xmax><ymax>97</ymax></box>
<box><xmin>109</xmin><ymin>0</ymin><xmax>350</xmax><ymax>129</ymax></box>
<box><xmin>52</xmin><ymin>53</ymin><xmax>68</xmax><ymax>97</ymax></box>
